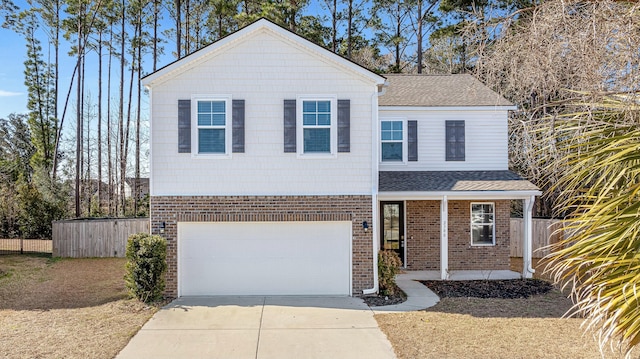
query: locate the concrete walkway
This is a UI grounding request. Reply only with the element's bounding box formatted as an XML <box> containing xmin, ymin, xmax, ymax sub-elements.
<box><xmin>116</xmin><ymin>296</ymin><xmax>397</xmax><ymax>359</ymax></box>
<box><xmin>370</xmin><ymin>272</ymin><xmax>441</xmax><ymax>313</ymax></box>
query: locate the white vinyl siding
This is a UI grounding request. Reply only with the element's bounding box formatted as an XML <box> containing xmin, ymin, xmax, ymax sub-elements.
<box><xmin>150</xmin><ymin>31</ymin><xmax>376</xmax><ymax>196</ymax></box>
<box><xmin>378</xmin><ymin>108</ymin><xmax>509</xmax><ymax>171</ymax></box>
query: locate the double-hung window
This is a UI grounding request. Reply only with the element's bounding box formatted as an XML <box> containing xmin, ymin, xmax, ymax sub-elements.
<box><xmin>445</xmin><ymin>120</ymin><xmax>465</xmax><ymax>161</ymax></box>
<box><xmin>195</xmin><ymin>97</ymin><xmax>231</xmax><ymax>155</ymax></box>
<box><xmin>298</xmin><ymin>97</ymin><xmax>336</xmax><ymax>156</ymax></box>
<box><xmin>303</xmin><ymin>100</ymin><xmax>331</xmax><ymax>153</ymax></box>
<box><xmin>471</xmin><ymin>203</ymin><xmax>495</xmax><ymax>245</ymax></box>
<box><xmin>381</xmin><ymin>120</ymin><xmax>404</xmax><ymax>162</ymax></box>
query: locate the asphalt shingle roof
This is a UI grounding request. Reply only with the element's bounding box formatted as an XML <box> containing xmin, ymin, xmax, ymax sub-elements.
<box><xmin>379</xmin><ymin>171</ymin><xmax>539</xmax><ymax>192</ymax></box>
<box><xmin>379</xmin><ymin>74</ymin><xmax>513</xmax><ymax>107</ymax></box>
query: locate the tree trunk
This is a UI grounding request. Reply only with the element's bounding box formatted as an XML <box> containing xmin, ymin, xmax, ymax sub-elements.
<box><xmin>417</xmin><ymin>0</ymin><xmax>422</xmax><ymax>74</ymax></box>
<box><xmin>153</xmin><ymin>0</ymin><xmax>158</xmax><ymax>71</ymax></box>
<box><xmin>107</xmin><ymin>23</ymin><xmax>113</xmax><ymax>216</ymax></box>
<box><xmin>176</xmin><ymin>0</ymin><xmax>181</xmax><ymax>58</ymax></box>
<box><xmin>52</xmin><ymin>0</ymin><xmax>60</xmax><ymax>179</ymax></box>
<box><xmin>81</xmin><ymin>48</ymin><xmax>86</xmax><ymax>215</ymax></box>
<box><xmin>395</xmin><ymin>3</ymin><xmax>401</xmax><ymax>72</ymax></box>
<box><xmin>332</xmin><ymin>0</ymin><xmax>337</xmax><ymax>53</ymax></box>
<box><xmin>347</xmin><ymin>0</ymin><xmax>353</xmax><ymax>59</ymax></box>
<box><xmin>119</xmin><ymin>0</ymin><xmax>126</xmax><ymax>216</ymax></box>
<box><xmin>75</xmin><ymin>7</ymin><xmax>83</xmax><ymax>217</ymax></box>
<box><xmin>185</xmin><ymin>0</ymin><xmax>189</xmax><ymax>54</ymax></box>
<box><xmin>97</xmin><ymin>29</ymin><xmax>102</xmax><ymax>211</ymax></box>
<box><xmin>135</xmin><ymin>10</ymin><xmax>142</xmax><ymax>215</ymax></box>
<box><xmin>123</xmin><ymin>33</ymin><xmax>135</xmax><ymax>216</ymax></box>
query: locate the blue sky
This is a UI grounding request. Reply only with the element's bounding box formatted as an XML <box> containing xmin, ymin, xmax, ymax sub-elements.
<box><xmin>0</xmin><ymin>1</ymin><xmax>387</xmax><ymax>120</ymax></box>
<box><xmin>0</xmin><ymin>25</ymin><xmax>31</xmax><ymax>116</ymax></box>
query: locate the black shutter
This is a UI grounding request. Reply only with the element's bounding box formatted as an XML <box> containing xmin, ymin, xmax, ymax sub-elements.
<box><xmin>337</xmin><ymin>99</ymin><xmax>350</xmax><ymax>153</ymax></box>
<box><xmin>408</xmin><ymin>120</ymin><xmax>418</xmax><ymax>161</ymax></box>
<box><xmin>445</xmin><ymin>120</ymin><xmax>465</xmax><ymax>161</ymax></box>
<box><xmin>232</xmin><ymin>99</ymin><xmax>245</xmax><ymax>153</ymax></box>
<box><xmin>284</xmin><ymin>99</ymin><xmax>296</xmax><ymax>153</ymax></box>
<box><xmin>178</xmin><ymin>99</ymin><xmax>191</xmax><ymax>153</ymax></box>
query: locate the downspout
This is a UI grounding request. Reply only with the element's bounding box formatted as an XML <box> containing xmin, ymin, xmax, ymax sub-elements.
<box><xmin>363</xmin><ymin>83</ymin><xmax>386</xmax><ymax>295</ymax></box>
<box><xmin>523</xmin><ymin>195</ymin><xmax>536</xmax><ymax>278</ymax></box>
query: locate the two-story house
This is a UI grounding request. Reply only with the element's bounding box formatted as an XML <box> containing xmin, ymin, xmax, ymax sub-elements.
<box><xmin>142</xmin><ymin>19</ymin><xmax>540</xmax><ymax>298</ymax></box>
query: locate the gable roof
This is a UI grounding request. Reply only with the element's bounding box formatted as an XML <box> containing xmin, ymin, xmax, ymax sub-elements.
<box><xmin>378</xmin><ymin>74</ymin><xmax>513</xmax><ymax>107</ymax></box>
<box><xmin>141</xmin><ymin>18</ymin><xmax>386</xmax><ymax>87</ymax></box>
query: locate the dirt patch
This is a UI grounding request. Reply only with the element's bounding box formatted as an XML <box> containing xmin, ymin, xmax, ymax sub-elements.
<box><xmin>420</xmin><ymin>279</ymin><xmax>553</xmax><ymax>299</ymax></box>
<box><xmin>0</xmin><ymin>255</ymin><xmax>158</xmax><ymax>359</ymax></box>
<box><xmin>375</xmin><ymin>290</ymin><xmax>628</xmax><ymax>359</ymax></box>
<box><xmin>363</xmin><ymin>286</ymin><xmax>407</xmax><ymax>306</ymax></box>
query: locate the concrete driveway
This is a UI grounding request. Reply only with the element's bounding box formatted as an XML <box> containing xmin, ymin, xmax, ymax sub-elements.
<box><xmin>116</xmin><ymin>296</ymin><xmax>397</xmax><ymax>359</ymax></box>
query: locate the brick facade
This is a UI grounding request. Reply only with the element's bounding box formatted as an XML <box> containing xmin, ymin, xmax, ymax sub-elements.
<box><xmin>405</xmin><ymin>200</ymin><xmax>441</xmax><ymax>270</ymax></box>
<box><xmin>405</xmin><ymin>199</ymin><xmax>511</xmax><ymax>271</ymax></box>
<box><xmin>150</xmin><ymin>195</ymin><xmax>374</xmax><ymax>298</ymax></box>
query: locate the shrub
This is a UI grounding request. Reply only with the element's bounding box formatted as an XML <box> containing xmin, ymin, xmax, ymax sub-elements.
<box><xmin>378</xmin><ymin>250</ymin><xmax>402</xmax><ymax>296</ymax></box>
<box><xmin>125</xmin><ymin>233</ymin><xmax>167</xmax><ymax>303</ymax></box>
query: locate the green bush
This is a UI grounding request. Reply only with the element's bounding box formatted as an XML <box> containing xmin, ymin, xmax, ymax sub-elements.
<box><xmin>378</xmin><ymin>250</ymin><xmax>402</xmax><ymax>296</ymax></box>
<box><xmin>125</xmin><ymin>233</ymin><xmax>167</xmax><ymax>303</ymax></box>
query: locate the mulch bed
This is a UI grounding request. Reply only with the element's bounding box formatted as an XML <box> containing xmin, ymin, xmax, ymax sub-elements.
<box><xmin>420</xmin><ymin>279</ymin><xmax>553</xmax><ymax>299</ymax></box>
<box><xmin>363</xmin><ymin>285</ymin><xmax>407</xmax><ymax>306</ymax></box>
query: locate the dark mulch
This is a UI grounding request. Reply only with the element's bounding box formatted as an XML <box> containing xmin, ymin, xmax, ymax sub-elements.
<box><xmin>363</xmin><ymin>285</ymin><xmax>407</xmax><ymax>307</ymax></box>
<box><xmin>420</xmin><ymin>279</ymin><xmax>553</xmax><ymax>299</ymax></box>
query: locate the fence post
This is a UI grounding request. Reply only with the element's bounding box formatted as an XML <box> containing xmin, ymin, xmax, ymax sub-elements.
<box><xmin>20</xmin><ymin>238</ymin><xmax>23</xmax><ymax>254</ymax></box>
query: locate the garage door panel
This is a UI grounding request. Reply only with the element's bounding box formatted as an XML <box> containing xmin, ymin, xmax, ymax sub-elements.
<box><xmin>178</xmin><ymin>221</ymin><xmax>351</xmax><ymax>296</ymax></box>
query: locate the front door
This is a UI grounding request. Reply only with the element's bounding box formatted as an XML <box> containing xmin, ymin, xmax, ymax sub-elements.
<box><xmin>380</xmin><ymin>201</ymin><xmax>405</xmax><ymax>265</ymax></box>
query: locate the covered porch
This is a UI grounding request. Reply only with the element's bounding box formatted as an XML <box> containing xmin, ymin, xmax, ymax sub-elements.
<box><xmin>399</xmin><ymin>269</ymin><xmax>521</xmax><ymax>281</ymax></box>
<box><xmin>377</xmin><ymin>170</ymin><xmax>541</xmax><ymax>280</ymax></box>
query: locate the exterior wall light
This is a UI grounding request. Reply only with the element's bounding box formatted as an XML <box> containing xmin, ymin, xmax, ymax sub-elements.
<box><xmin>362</xmin><ymin>221</ymin><xmax>369</xmax><ymax>231</ymax></box>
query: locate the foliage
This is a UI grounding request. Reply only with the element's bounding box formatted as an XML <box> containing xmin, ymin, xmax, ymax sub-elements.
<box><xmin>378</xmin><ymin>249</ymin><xmax>402</xmax><ymax>296</ymax></box>
<box><xmin>125</xmin><ymin>232</ymin><xmax>167</xmax><ymax>303</ymax></box>
<box><xmin>16</xmin><ymin>171</ymin><xmax>67</xmax><ymax>238</ymax></box>
<box><xmin>477</xmin><ymin>0</ymin><xmax>640</xmax><ymax>216</ymax></box>
<box><xmin>0</xmin><ymin>114</ymin><xmax>68</xmax><ymax>238</ymax></box>
<box><xmin>543</xmin><ymin>92</ymin><xmax>640</xmax><ymax>356</ymax></box>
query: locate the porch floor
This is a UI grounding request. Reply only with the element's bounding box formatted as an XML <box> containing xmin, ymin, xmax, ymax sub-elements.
<box><xmin>400</xmin><ymin>270</ymin><xmax>522</xmax><ymax>281</ymax></box>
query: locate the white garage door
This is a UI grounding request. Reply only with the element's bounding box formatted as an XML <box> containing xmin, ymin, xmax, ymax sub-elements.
<box><xmin>178</xmin><ymin>221</ymin><xmax>352</xmax><ymax>296</ymax></box>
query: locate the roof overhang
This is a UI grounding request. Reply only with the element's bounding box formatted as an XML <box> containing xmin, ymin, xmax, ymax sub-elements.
<box><xmin>142</xmin><ymin>18</ymin><xmax>386</xmax><ymax>88</ymax></box>
<box><xmin>378</xmin><ymin>190</ymin><xmax>542</xmax><ymax>201</ymax></box>
<box><xmin>379</xmin><ymin>105</ymin><xmax>518</xmax><ymax>112</ymax></box>
<box><xmin>378</xmin><ymin>170</ymin><xmax>540</xmax><ymax>200</ymax></box>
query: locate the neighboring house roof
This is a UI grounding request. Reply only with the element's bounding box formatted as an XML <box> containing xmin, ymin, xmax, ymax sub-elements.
<box><xmin>378</xmin><ymin>74</ymin><xmax>513</xmax><ymax>107</ymax></box>
<box><xmin>379</xmin><ymin>171</ymin><xmax>539</xmax><ymax>192</ymax></box>
<box><xmin>125</xmin><ymin>177</ymin><xmax>150</xmax><ymax>188</ymax></box>
<box><xmin>141</xmin><ymin>18</ymin><xmax>386</xmax><ymax>87</ymax></box>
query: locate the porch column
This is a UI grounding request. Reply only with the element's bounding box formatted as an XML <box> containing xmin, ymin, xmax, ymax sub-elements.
<box><xmin>440</xmin><ymin>195</ymin><xmax>448</xmax><ymax>280</ymax></box>
<box><xmin>523</xmin><ymin>195</ymin><xmax>536</xmax><ymax>278</ymax></box>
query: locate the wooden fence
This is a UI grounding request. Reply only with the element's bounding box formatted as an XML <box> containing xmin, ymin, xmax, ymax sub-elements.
<box><xmin>510</xmin><ymin>218</ymin><xmax>563</xmax><ymax>258</ymax></box>
<box><xmin>52</xmin><ymin>218</ymin><xmax>149</xmax><ymax>258</ymax></box>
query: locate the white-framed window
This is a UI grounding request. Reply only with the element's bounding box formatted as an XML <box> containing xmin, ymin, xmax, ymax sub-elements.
<box><xmin>192</xmin><ymin>95</ymin><xmax>232</xmax><ymax>157</ymax></box>
<box><xmin>470</xmin><ymin>202</ymin><xmax>495</xmax><ymax>245</ymax></box>
<box><xmin>381</xmin><ymin>119</ymin><xmax>405</xmax><ymax>162</ymax></box>
<box><xmin>297</xmin><ymin>96</ymin><xmax>337</xmax><ymax>157</ymax></box>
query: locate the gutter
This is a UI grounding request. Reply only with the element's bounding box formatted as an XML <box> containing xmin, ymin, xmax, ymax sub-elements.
<box><xmin>524</xmin><ymin>195</ymin><xmax>536</xmax><ymax>276</ymax></box>
<box><xmin>362</xmin><ymin>84</ymin><xmax>386</xmax><ymax>295</ymax></box>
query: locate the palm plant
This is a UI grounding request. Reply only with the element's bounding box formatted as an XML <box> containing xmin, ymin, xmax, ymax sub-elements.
<box><xmin>541</xmin><ymin>91</ymin><xmax>640</xmax><ymax>356</ymax></box>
